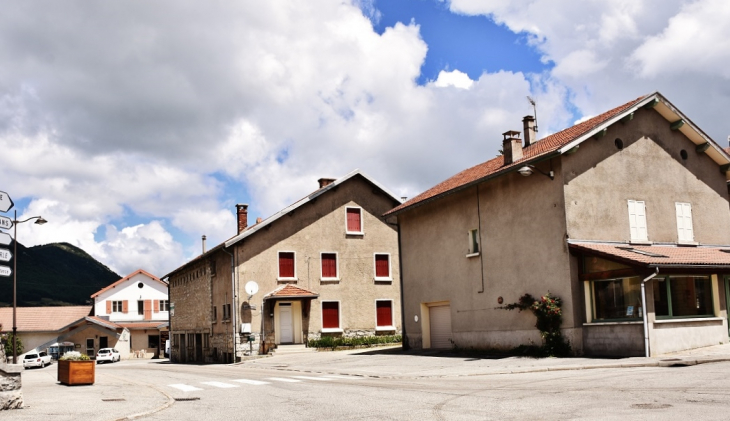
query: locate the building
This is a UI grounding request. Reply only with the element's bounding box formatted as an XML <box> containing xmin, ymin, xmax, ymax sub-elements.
<box><xmin>90</xmin><ymin>269</ymin><xmax>169</xmax><ymax>358</ymax></box>
<box><xmin>385</xmin><ymin>92</ymin><xmax>730</xmax><ymax>357</ymax></box>
<box><xmin>166</xmin><ymin>170</ymin><xmax>402</xmax><ymax>363</ymax></box>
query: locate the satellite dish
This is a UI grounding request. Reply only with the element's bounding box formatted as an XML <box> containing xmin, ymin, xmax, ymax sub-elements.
<box><xmin>245</xmin><ymin>281</ymin><xmax>259</xmax><ymax>296</ymax></box>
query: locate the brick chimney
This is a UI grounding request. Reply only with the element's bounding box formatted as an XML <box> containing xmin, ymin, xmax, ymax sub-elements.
<box><xmin>318</xmin><ymin>178</ymin><xmax>336</xmax><ymax>189</ymax></box>
<box><xmin>523</xmin><ymin>115</ymin><xmax>536</xmax><ymax>147</ymax></box>
<box><xmin>502</xmin><ymin>130</ymin><xmax>523</xmax><ymax>165</ymax></box>
<box><xmin>236</xmin><ymin>204</ymin><xmax>248</xmax><ymax>234</ymax></box>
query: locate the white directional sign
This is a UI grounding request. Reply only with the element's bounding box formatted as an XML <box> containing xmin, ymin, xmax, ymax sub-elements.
<box><xmin>0</xmin><ymin>215</ymin><xmax>12</xmax><ymax>230</ymax></box>
<box><xmin>0</xmin><ymin>191</ymin><xmax>12</xmax><ymax>213</ymax></box>
<box><xmin>0</xmin><ymin>232</ymin><xmax>11</xmax><ymax>246</ymax></box>
<box><xmin>0</xmin><ymin>265</ymin><xmax>11</xmax><ymax>277</ymax></box>
<box><xmin>0</xmin><ymin>249</ymin><xmax>10</xmax><ymax>262</ymax></box>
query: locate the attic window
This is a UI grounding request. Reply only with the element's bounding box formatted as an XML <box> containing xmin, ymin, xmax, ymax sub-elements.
<box><xmin>615</xmin><ymin>138</ymin><xmax>624</xmax><ymax>150</ymax></box>
<box><xmin>680</xmin><ymin>149</ymin><xmax>688</xmax><ymax>160</ymax></box>
<box><xmin>617</xmin><ymin>246</ymin><xmax>667</xmax><ymax>258</ymax></box>
<box><xmin>138</xmin><ymin>282</ymin><xmax>144</xmax><ymax>289</ymax></box>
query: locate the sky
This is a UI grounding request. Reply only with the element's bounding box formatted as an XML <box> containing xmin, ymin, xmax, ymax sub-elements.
<box><xmin>1</xmin><ymin>0</ymin><xmax>729</xmax><ymax>278</ymax></box>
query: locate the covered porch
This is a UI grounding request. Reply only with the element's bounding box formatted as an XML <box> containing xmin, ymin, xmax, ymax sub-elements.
<box><xmin>262</xmin><ymin>284</ymin><xmax>318</xmax><ymax>354</ymax></box>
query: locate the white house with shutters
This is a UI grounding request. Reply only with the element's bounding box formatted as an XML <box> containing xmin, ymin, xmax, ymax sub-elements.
<box><xmin>91</xmin><ymin>269</ymin><xmax>169</xmax><ymax>358</ymax></box>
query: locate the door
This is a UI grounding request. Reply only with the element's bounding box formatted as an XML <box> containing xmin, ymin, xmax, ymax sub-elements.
<box><xmin>279</xmin><ymin>303</ymin><xmax>293</xmax><ymax>343</ymax></box>
<box><xmin>99</xmin><ymin>336</ymin><xmax>108</xmax><ymax>349</ymax></box>
<box><xmin>86</xmin><ymin>338</ymin><xmax>95</xmax><ymax>357</ymax></box>
<box><xmin>429</xmin><ymin>305</ymin><xmax>452</xmax><ymax>349</ymax></box>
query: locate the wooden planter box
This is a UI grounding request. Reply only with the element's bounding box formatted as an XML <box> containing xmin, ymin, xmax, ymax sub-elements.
<box><xmin>57</xmin><ymin>360</ymin><xmax>95</xmax><ymax>386</ymax></box>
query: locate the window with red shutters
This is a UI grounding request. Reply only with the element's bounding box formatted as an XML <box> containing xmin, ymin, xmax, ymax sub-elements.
<box><xmin>278</xmin><ymin>252</ymin><xmax>295</xmax><ymax>279</ymax></box>
<box><xmin>322</xmin><ymin>302</ymin><xmax>340</xmax><ymax>329</ymax></box>
<box><xmin>376</xmin><ymin>301</ymin><xmax>392</xmax><ymax>327</ymax></box>
<box><xmin>346</xmin><ymin>207</ymin><xmax>362</xmax><ymax>233</ymax></box>
<box><xmin>375</xmin><ymin>254</ymin><xmax>390</xmax><ymax>279</ymax></box>
<box><xmin>321</xmin><ymin>253</ymin><xmax>338</xmax><ymax>279</ymax></box>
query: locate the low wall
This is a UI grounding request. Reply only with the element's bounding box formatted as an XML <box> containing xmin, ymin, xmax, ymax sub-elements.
<box><xmin>583</xmin><ymin>322</ymin><xmax>644</xmax><ymax>357</ymax></box>
<box><xmin>651</xmin><ymin>318</ymin><xmax>728</xmax><ymax>355</ymax></box>
<box><xmin>0</xmin><ymin>363</ymin><xmax>23</xmax><ymax>410</ymax></box>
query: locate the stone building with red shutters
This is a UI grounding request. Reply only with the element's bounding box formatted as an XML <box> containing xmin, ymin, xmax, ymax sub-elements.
<box><xmin>166</xmin><ymin>170</ymin><xmax>402</xmax><ymax>363</ymax></box>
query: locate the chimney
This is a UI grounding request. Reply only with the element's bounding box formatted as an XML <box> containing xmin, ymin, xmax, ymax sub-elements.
<box><xmin>502</xmin><ymin>130</ymin><xmax>523</xmax><ymax>165</ymax></box>
<box><xmin>523</xmin><ymin>115</ymin><xmax>536</xmax><ymax>147</ymax></box>
<box><xmin>318</xmin><ymin>178</ymin><xmax>336</xmax><ymax>189</ymax></box>
<box><xmin>236</xmin><ymin>204</ymin><xmax>248</xmax><ymax>234</ymax></box>
<box><xmin>202</xmin><ymin>235</ymin><xmax>207</xmax><ymax>254</ymax></box>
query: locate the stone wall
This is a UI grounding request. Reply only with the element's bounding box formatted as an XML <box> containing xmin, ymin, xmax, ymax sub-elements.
<box><xmin>0</xmin><ymin>363</ymin><xmax>22</xmax><ymax>410</ymax></box>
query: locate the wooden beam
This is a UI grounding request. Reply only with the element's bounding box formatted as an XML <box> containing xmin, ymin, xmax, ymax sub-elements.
<box><xmin>593</xmin><ymin>128</ymin><xmax>607</xmax><ymax>140</ymax></box>
<box><xmin>620</xmin><ymin>112</ymin><xmax>634</xmax><ymax>124</ymax></box>
<box><xmin>670</xmin><ymin>119</ymin><xmax>684</xmax><ymax>131</ymax></box>
<box><xmin>695</xmin><ymin>142</ymin><xmax>710</xmax><ymax>153</ymax></box>
<box><xmin>643</xmin><ymin>98</ymin><xmax>659</xmax><ymax>109</ymax></box>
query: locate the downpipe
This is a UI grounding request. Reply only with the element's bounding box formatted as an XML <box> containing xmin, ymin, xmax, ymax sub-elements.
<box><xmin>641</xmin><ymin>267</ymin><xmax>659</xmax><ymax>358</ymax></box>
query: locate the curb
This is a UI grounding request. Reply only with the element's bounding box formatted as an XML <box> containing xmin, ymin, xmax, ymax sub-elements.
<box><xmin>105</xmin><ymin>373</ymin><xmax>175</xmax><ymax>421</ymax></box>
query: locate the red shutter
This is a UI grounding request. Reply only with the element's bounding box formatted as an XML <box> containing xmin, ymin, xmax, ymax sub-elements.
<box><xmin>106</xmin><ymin>300</ymin><xmax>112</xmax><ymax>314</ymax></box>
<box><xmin>376</xmin><ymin>301</ymin><xmax>392</xmax><ymax>327</ymax></box>
<box><xmin>322</xmin><ymin>302</ymin><xmax>339</xmax><ymax>329</ymax></box>
<box><xmin>279</xmin><ymin>252</ymin><xmax>295</xmax><ymax>278</ymax></box>
<box><xmin>321</xmin><ymin>253</ymin><xmax>337</xmax><ymax>278</ymax></box>
<box><xmin>144</xmin><ymin>300</ymin><xmax>152</xmax><ymax>320</ymax></box>
<box><xmin>153</xmin><ymin>300</ymin><xmax>159</xmax><ymax>313</ymax></box>
<box><xmin>375</xmin><ymin>254</ymin><xmax>390</xmax><ymax>278</ymax></box>
<box><xmin>346</xmin><ymin>208</ymin><xmax>361</xmax><ymax>232</ymax></box>
<box><xmin>122</xmin><ymin>300</ymin><xmax>128</xmax><ymax>314</ymax></box>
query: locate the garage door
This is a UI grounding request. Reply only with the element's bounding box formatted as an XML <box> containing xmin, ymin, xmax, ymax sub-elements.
<box><xmin>429</xmin><ymin>304</ymin><xmax>452</xmax><ymax>349</ymax></box>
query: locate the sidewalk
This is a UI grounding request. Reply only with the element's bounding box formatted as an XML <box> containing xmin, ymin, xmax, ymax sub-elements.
<box><xmin>243</xmin><ymin>343</ymin><xmax>730</xmax><ymax>379</ymax></box>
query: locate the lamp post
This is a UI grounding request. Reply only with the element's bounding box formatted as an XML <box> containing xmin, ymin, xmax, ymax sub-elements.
<box><xmin>11</xmin><ymin>211</ymin><xmax>47</xmax><ymax>364</ymax></box>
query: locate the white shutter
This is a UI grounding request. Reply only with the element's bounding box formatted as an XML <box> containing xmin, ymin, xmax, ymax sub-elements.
<box><xmin>628</xmin><ymin>200</ymin><xmax>647</xmax><ymax>241</ymax></box>
<box><xmin>676</xmin><ymin>202</ymin><xmax>694</xmax><ymax>242</ymax></box>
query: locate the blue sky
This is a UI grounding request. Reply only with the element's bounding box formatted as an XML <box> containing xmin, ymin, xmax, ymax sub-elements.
<box><xmin>1</xmin><ymin>0</ymin><xmax>729</xmax><ymax>277</ymax></box>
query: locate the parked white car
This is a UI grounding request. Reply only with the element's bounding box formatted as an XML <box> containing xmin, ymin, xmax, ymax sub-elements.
<box><xmin>23</xmin><ymin>351</ymin><xmax>52</xmax><ymax>369</ymax></box>
<box><xmin>96</xmin><ymin>348</ymin><xmax>121</xmax><ymax>363</ymax></box>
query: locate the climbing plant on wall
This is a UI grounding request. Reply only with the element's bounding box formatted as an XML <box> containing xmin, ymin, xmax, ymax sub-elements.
<box><xmin>501</xmin><ymin>292</ymin><xmax>571</xmax><ymax>357</ymax></box>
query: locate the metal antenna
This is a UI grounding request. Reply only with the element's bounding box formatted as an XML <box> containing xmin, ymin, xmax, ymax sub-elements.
<box><xmin>527</xmin><ymin>96</ymin><xmax>538</xmax><ymax>132</ymax></box>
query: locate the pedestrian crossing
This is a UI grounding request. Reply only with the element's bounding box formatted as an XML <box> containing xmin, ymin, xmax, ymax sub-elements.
<box><xmin>168</xmin><ymin>374</ymin><xmax>357</xmax><ymax>392</ymax></box>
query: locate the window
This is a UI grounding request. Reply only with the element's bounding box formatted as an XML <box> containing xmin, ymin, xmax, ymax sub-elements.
<box><xmin>137</xmin><ymin>300</ymin><xmax>144</xmax><ymax>316</ymax></box>
<box><xmin>322</xmin><ymin>301</ymin><xmax>341</xmax><ymax>330</ymax></box>
<box><xmin>321</xmin><ymin>252</ymin><xmax>339</xmax><ymax>280</ymax></box>
<box><xmin>222</xmin><ymin>304</ymin><xmax>231</xmax><ymax>321</ymax></box>
<box><xmin>627</xmin><ymin>200</ymin><xmax>648</xmax><ymax>241</ymax></box>
<box><xmin>675</xmin><ymin>202</ymin><xmax>694</xmax><ymax>243</ymax></box>
<box><xmin>590</xmin><ymin>277</ymin><xmax>643</xmax><ymax>321</ymax></box>
<box><xmin>159</xmin><ymin>300</ymin><xmax>170</xmax><ymax>312</ymax></box>
<box><xmin>148</xmin><ymin>335</ymin><xmax>160</xmax><ymax>349</ymax></box>
<box><xmin>112</xmin><ymin>301</ymin><xmax>123</xmax><ymax>313</ymax></box>
<box><xmin>376</xmin><ymin>300</ymin><xmax>394</xmax><ymax>329</ymax></box>
<box><xmin>278</xmin><ymin>251</ymin><xmax>296</xmax><ymax>279</ymax></box>
<box><xmin>374</xmin><ymin>254</ymin><xmax>391</xmax><ymax>280</ymax></box>
<box><xmin>467</xmin><ymin>229</ymin><xmax>480</xmax><ymax>255</ymax></box>
<box><xmin>346</xmin><ymin>207</ymin><xmax>363</xmax><ymax>234</ymax></box>
<box><xmin>212</xmin><ymin>306</ymin><xmax>217</xmax><ymax>323</ymax></box>
<box><xmin>654</xmin><ymin>276</ymin><xmax>713</xmax><ymax>318</ymax></box>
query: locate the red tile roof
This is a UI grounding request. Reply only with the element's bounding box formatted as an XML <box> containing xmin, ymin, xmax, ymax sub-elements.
<box><xmin>264</xmin><ymin>284</ymin><xmax>319</xmax><ymax>299</ymax></box>
<box><xmin>385</xmin><ymin>94</ymin><xmax>650</xmax><ymax>216</ymax></box>
<box><xmin>91</xmin><ymin>269</ymin><xmax>166</xmax><ymax>298</ymax></box>
<box><xmin>0</xmin><ymin>306</ymin><xmax>92</xmax><ymax>332</ymax></box>
<box><xmin>85</xmin><ymin>316</ymin><xmax>123</xmax><ymax>330</ymax></box>
<box><xmin>569</xmin><ymin>242</ymin><xmax>730</xmax><ymax>268</ymax></box>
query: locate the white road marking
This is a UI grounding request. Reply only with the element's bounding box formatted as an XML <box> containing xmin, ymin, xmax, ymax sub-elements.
<box><xmin>321</xmin><ymin>375</ymin><xmax>356</xmax><ymax>379</ymax></box>
<box><xmin>291</xmin><ymin>376</ymin><xmax>333</xmax><ymax>381</ymax></box>
<box><xmin>169</xmin><ymin>384</ymin><xmax>203</xmax><ymax>392</ymax></box>
<box><xmin>233</xmin><ymin>379</ymin><xmax>270</xmax><ymax>386</ymax></box>
<box><xmin>202</xmin><ymin>381</ymin><xmax>239</xmax><ymax>388</ymax></box>
<box><xmin>267</xmin><ymin>377</ymin><xmax>301</xmax><ymax>383</ymax></box>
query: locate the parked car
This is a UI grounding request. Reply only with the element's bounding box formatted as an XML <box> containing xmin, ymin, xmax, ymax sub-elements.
<box><xmin>23</xmin><ymin>351</ymin><xmax>52</xmax><ymax>369</ymax></box>
<box><xmin>96</xmin><ymin>348</ymin><xmax>121</xmax><ymax>363</ymax></box>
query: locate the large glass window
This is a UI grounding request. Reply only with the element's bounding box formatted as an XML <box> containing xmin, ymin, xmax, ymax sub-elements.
<box><xmin>654</xmin><ymin>276</ymin><xmax>713</xmax><ymax>318</ymax></box>
<box><xmin>591</xmin><ymin>277</ymin><xmax>643</xmax><ymax>321</ymax></box>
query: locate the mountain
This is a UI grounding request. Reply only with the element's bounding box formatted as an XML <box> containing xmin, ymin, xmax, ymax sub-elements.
<box><xmin>0</xmin><ymin>242</ymin><xmax>120</xmax><ymax>307</ymax></box>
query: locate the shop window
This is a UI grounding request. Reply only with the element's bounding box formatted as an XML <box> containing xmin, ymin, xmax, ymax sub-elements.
<box><xmin>590</xmin><ymin>277</ymin><xmax>642</xmax><ymax>321</ymax></box>
<box><xmin>653</xmin><ymin>276</ymin><xmax>713</xmax><ymax>318</ymax></box>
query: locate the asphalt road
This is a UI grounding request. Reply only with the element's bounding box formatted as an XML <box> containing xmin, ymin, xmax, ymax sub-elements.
<box><xmin>16</xmin><ymin>356</ymin><xmax>730</xmax><ymax>420</ymax></box>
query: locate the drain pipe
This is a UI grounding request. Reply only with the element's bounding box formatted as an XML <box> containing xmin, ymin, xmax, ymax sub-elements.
<box><xmin>222</xmin><ymin>247</ymin><xmax>237</xmax><ymax>362</ymax></box>
<box><xmin>641</xmin><ymin>267</ymin><xmax>659</xmax><ymax>358</ymax></box>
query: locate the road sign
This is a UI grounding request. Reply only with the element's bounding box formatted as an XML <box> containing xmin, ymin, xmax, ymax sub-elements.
<box><xmin>0</xmin><ymin>265</ymin><xmax>11</xmax><ymax>277</ymax></box>
<box><xmin>0</xmin><ymin>191</ymin><xmax>13</xmax><ymax>213</ymax></box>
<box><xmin>0</xmin><ymin>232</ymin><xmax>11</xmax><ymax>246</ymax></box>
<box><xmin>0</xmin><ymin>215</ymin><xmax>12</xmax><ymax>230</ymax></box>
<box><xmin>0</xmin><ymin>249</ymin><xmax>10</xmax><ymax>262</ymax></box>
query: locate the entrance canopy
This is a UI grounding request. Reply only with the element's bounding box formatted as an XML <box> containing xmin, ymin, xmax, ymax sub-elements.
<box><xmin>263</xmin><ymin>284</ymin><xmax>319</xmax><ymax>300</ymax></box>
<box><xmin>569</xmin><ymin>242</ymin><xmax>730</xmax><ymax>271</ymax></box>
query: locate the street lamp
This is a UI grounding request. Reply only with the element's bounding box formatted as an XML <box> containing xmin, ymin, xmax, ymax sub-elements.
<box><xmin>11</xmin><ymin>211</ymin><xmax>47</xmax><ymax>364</ymax></box>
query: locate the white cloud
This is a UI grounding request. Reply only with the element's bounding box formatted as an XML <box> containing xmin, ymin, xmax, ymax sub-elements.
<box><xmin>432</xmin><ymin>69</ymin><xmax>475</xmax><ymax>89</ymax></box>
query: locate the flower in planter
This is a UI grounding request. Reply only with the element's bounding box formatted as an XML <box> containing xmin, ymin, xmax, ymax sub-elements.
<box><xmin>59</xmin><ymin>351</ymin><xmax>91</xmax><ymax>361</ymax></box>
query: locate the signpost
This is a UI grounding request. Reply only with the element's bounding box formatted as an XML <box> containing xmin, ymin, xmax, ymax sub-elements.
<box><xmin>0</xmin><ymin>215</ymin><xmax>11</xmax><ymax>230</ymax></box>
<box><xmin>0</xmin><ymin>232</ymin><xmax>10</xmax><ymax>246</ymax></box>
<box><xmin>0</xmin><ymin>249</ymin><xmax>10</xmax><ymax>262</ymax></box>
<box><xmin>0</xmin><ymin>191</ymin><xmax>13</xmax><ymax>213</ymax></box>
<box><xmin>0</xmin><ymin>265</ymin><xmax>11</xmax><ymax>277</ymax></box>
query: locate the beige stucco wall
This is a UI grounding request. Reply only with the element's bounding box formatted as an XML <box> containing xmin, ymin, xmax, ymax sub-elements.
<box><xmin>399</xmin><ymin>158</ymin><xmax>574</xmax><ymax>351</ymax></box>
<box><xmin>234</xmin><ymin>175</ymin><xmax>401</xmax><ymax>352</ymax></box>
<box><xmin>17</xmin><ymin>332</ymin><xmax>58</xmax><ymax>354</ymax></box>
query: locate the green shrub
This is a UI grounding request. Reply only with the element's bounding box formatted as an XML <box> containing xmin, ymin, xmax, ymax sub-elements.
<box><xmin>308</xmin><ymin>334</ymin><xmax>402</xmax><ymax>350</ymax></box>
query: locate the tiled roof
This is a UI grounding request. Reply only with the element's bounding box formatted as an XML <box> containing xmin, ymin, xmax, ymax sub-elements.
<box><xmin>264</xmin><ymin>284</ymin><xmax>319</xmax><ymax>299</ymax></box>
<box><xmin>385</xmin><ymin>95</ymin><xmax>650</xmax><ymax>216</ymax></box>
<box><xmin>0</xmin><ymin>306</ymin><xmax>92</xmax><ymax>332</ymax></box>
<box><xmin>85</xmin><ymin>316</ymin><xmax>123</xmax><ymax>330</ymax></box>
<box><xmin>91</xmin><ymin>269</ymin><xmax>166</xmax><ymax>298</ymax></box>
<box><xmin>569</xmin><ymin>242</ymin><xmax>730</xmax><ymax>267</ymax></box>
<box><xmin>116</xmin><ymin>322</ymin><xmax>167</xmax><ymax>330</ymax></box>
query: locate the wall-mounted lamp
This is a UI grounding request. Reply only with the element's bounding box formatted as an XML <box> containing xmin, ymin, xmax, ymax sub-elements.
<box><xmin>518</xmin><ymin>165</ymin><xmax>554</xmax><ymax>180</ymax></box>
